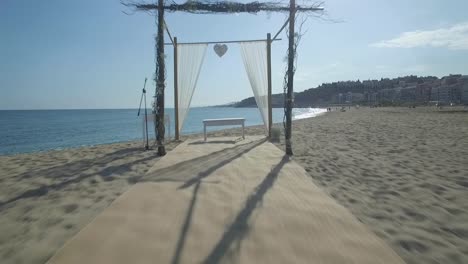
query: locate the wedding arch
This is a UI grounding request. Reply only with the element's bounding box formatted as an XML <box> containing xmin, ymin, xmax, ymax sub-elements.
<box><xmin>123</xmin><ymin>0</ymin><xmax>324</xmax><ymax>156</ymax></box>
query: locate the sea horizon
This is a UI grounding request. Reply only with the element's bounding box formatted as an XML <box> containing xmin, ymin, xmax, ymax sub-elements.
<box><xmin>0</xmin><ymin>107</ymin><xmax>326</xmax><ymax>155</ymax></box>
<box><xmin>0</xmin><ymin>106</ymin><xmax>321</xmax><ymax>111</ymax></box>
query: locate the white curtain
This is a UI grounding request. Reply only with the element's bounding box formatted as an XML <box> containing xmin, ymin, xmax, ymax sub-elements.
<box><xmin>240</xmin><ymin>41</ymin><xmax>269</xmax><ymax>135</ymax></box>
<box><xmin>177</xmin><ymin>43</ymin><xmax>208</xmax><ymax>133</ymax></box>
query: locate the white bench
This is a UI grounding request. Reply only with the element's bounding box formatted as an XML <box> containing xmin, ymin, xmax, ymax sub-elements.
<box><xmin>203</xmin><ymin>118</ymin><xmax>245</xmax><ymax>141</ymax></box>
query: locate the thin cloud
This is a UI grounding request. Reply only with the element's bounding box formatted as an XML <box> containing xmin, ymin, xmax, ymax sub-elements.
<box><xmin>371</xmin><ymin>22</ymin><xmax>468</xmax><ymax>50</ymax></box>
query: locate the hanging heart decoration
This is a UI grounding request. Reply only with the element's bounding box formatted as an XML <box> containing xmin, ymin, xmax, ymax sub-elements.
<box><xmin>213</xmin><ymin>44</ymin><xmax>228</xmax><ymax>57</ymax></box>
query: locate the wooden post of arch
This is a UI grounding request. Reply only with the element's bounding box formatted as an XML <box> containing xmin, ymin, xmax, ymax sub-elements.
<box><xmin>156</xmin><ymin>0</ymin><xmax>166</xmax><ymax>156</ymax></box>
<box><xmin>173</xmin><ymin>37</ymin><xmax>179</xmax><ymax>141</ymax></box>
<box><xmin>285</xmin><ymin>0</ymin><xmax>295</xmax><ymax>155</ymax></box>
<box><xmin>267</xmin><ymin>33</ymin><xmax>272</xmax><ymax>138</ymax></box>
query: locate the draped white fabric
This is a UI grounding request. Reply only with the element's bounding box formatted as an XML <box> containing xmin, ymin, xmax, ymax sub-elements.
<box><xmin>240</xmin><ymin>41</ymin><xmax>269</xmax><ymax>134</ymax></box>
<box><xmin>177</xmin><ymin>43</ymin><xmax>208</xmax><ymax>133</ymax></box>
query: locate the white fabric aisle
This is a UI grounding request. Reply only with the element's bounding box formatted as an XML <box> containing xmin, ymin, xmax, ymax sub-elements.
<box><xmin>240</xmin><ymin>41</ymin><xmax>269</xmax><ymax>135</ymax></box>
<box><xmin>177</xmin><ymin>44</ymin><xmax>208</xmax><ymax>133</ymax></box>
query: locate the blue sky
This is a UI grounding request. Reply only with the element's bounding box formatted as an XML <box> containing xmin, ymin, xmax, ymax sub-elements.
<box><xmin>1</xmin><ymin>0</ymin><xmax>468</xmax><ymax>109</ymax></box>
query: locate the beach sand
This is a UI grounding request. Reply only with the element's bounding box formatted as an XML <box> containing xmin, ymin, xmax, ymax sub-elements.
<box><xmin>47</xmin><ymin>136</ymin><xmax>403</xmax><ymax>264</ymax></box>
<box><xmin>270</xmin><ymin>107</ymin><xmax>468</xmax><ymax>264</ymax></box>
<box><xmin>201</xmin><ymin>106</ymin><xmax>468</xmax><ymax>263</ymax></box>
<box><xmin>0</xmin><ymin>140</ymin><xmax>178</xmax><ymax>263</ymax></box>
<box><xmin>1</xmin><ymin>106</ymin><xmax>467</xmax><ymax>263</ymax></box>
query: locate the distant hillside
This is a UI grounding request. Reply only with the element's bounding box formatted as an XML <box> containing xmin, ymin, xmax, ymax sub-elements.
<box><xmin>211</xmin><ymin>102</ymin><xmax>238</xmax><ymax>107</ymax></box>
<box><xmin>232</xmin><ymin>74</ymin><xmax>468</xmax><ymax>107</ymax></box>
<box><xmin>234</xmin><ymin>93</ymin><xmax>286</xmax><ymax>107</ymax></box>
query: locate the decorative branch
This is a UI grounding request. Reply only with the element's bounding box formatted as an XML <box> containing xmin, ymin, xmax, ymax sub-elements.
<box><xmin>122</xmin><ymin>0</ymin><xmax>324</xmax><ymax>14</ymax></box>
<box><xmin>282</xmin><ymin>13</ymin><xmax>305</xmax><ymax>132</ymax></box>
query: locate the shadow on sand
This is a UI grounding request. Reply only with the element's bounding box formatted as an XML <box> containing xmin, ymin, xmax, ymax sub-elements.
<box><xmin>141</xmin><ymin>138</ymin><xmax>266</xmax><ymax>188</ymax></box>
<box><xmin>165</xmin><ymin>138</ymin><xmax>289</xmax><ymax>263</ymax></box>
<box><xmin>5</xmin><ymin>136</ymin><xmax>288</xmax><ymax>264</ymax></box>
<box><xmin>201</xmin><ymin>155</ymin><xmax>289</xmax><ymax>263</ymax></box>
<box><xmin>145</xmin><ymin>138</ymin><xmax>266</xmax><ymax>264</ymax></box>
<box><xmin>0</xmin><ymin>147</ymin><xmax>161</xmax><ymax>210</ymax></box>
<box><xmin>170</xmin><ymin>181</ymin><xmax>201</xmax><ymax>264</ymax></box>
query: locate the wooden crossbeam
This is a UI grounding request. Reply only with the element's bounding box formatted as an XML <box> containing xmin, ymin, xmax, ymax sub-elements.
<box><xmin>124</xmin><ymin>1</ymin><xmax>323</xmax><ymax>14</ymax></box>
<box><xmin>273</xmin><ymin>17</ymin><xmax>290</xmax><ymax>41</ymax></box>
<box><xmin>165</xmin><ymin>38</ymin><xmax>281</xmax><ymax>45</ymax></box>
<box><xmin>164</xmin><ymin>19</ymin><xmax>174</xmax><ymax>45</ymax></box>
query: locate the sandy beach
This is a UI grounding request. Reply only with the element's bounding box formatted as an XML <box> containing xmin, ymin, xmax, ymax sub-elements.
<box><xmin>0</xmin><ymin>140</ymin><xmax>179</xmax><ymax>263</ymax></box>
<box><xmin>197</xmin><ymin>106</ymin><xmax>468</xmax><ymax>263</ymax></box>
<box><xmin>1</xmin><ymin>106</ymin><xmax>467</xmax><ymax>264</ymax></box>
<box><xmin>274</xmin><ymin>107</ymin><xmax>468</xmax><ymax>264</ymax></box>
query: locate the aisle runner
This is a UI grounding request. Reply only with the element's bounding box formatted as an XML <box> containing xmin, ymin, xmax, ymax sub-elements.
<box><xmin>48</xmin><ymin>137</ymin><xmax>404</xmax><ymax>264</ymax></box>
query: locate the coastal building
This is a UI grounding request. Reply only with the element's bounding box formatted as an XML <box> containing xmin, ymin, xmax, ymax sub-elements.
<box><xmin>442</xmin><ymin>74</ymin><xmax>461</xmax><ymax>86</ymax></box>
<box><xmin>461</xmin><ymin>77</ymin><xmax>468</xmax><ymax>104</ymax></box>
<box><xmin>344</xmin><ymin>92</ymin><xmax>364</xmax><ymax>104</ymax></box>
<box><xmin>333</xmin><ymin>92</ymin><xmax>365</xmax><ymax>104</ymax></box>
<box><xmin>334</xmin><ymin>93</ymin><xmax>345</xmax><ymax>104</ymax></box>
<box><xmin>429</xmin><ymin>75</ymin><xmax>465</xmax><ymax>104</ymax></box>
<box><xmin>430</xmin><ymin>87</ymin><xmax>438</xmax><ymax>103</ymax></box>
<box><xmin>365</xmin><ymin>92</ymin><xmax>378</xmax><ymax>105</ymax></box>
<box><xmin>331</xmin><ymin>74</ymin><xmax>467</xmax><ymax>105</ymax></box>
<box><xmin>431</xmin><ymin>86</ymin><xmax>448</xmax><ymax>104</ymax></box>
<box><xmin>400</xmin><ymin>86</ymin><xmax>416</xmax><ymax>102</ymax></box>
<box><xmin>415</xmin><ymin>83</ymin><xmax>432</xmax><ymax>102</ymax></box>
<box><xmin>378</xmin><ymin>87</ymin><xmax>401</xmax><ymax>103</ymax></box>
<box><xmin>404</xmin><ymin>82</ymin><xmax>418</xmax><ymax>88</ymax></box>
<box><xmin>346</xmin><ymin>92</ymin><xmax>353</xmax><ymax>103</ymax></box>
<box><xmin>432</xmin><ymin>84</ymin><xmax>462</xmax><ymax>104</ymax></box>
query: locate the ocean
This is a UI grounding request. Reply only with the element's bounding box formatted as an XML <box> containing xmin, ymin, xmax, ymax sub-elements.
<box><xmin>0</xmin><ymin>107</ymin><xmax>325</xmax><ymax>155</ymax></box>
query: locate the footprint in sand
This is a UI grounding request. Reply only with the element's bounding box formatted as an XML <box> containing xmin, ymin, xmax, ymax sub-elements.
<box><xmin>455</xmin><ymin>180</ymin><xmax>468</xmax><ymax>188</ymax></box>
<box><xmin>402</xmin><ymin>208</ymin><xmax>427</xmax><ymax>221</ymax></box>
<box><xmin>397</xmin><ymin>239</ymin><xmax>429</xmax><ymax>253</ymax></box>
<box><xmin>441</xmin><ymin>227</ymin><xmax>468</xmax><ymax>239</ymax></box>
<box><xmin>62</xmin><ymin>204</ymin><xmax>79</xmax><ymax>214</ymax></box>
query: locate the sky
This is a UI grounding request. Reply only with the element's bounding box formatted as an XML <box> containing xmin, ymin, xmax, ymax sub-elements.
<box><xmin>1</xmin><ymin>0</ymin><xmax>468</xmax><ymax>109</ymax></box>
